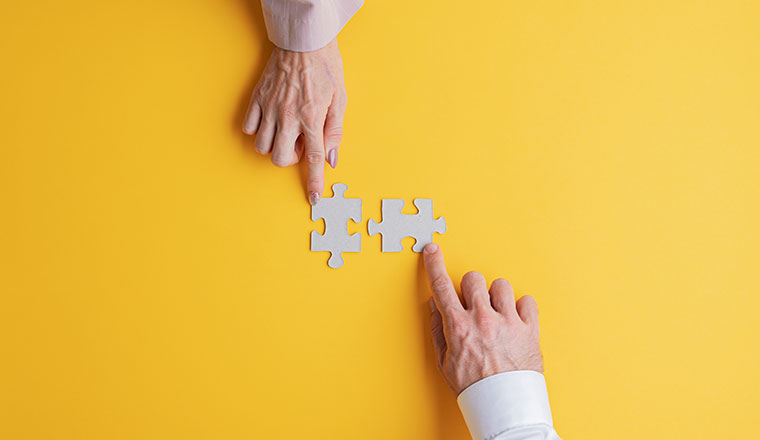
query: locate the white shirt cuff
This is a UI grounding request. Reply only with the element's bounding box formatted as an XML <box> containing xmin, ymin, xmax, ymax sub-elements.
<box><xmin>261</xmin><ymin>0</ymin><xmax>363</xmax><ymax>52</ymax></box>
<box><xmin>457</xmin><ymin>370</ymin><xmax>554</xmax><ymax>440</ymax></box>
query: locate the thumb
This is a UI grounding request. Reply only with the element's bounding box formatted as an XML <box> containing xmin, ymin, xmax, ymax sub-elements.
<box><xmin>429</xmin><ymin>298</ymin><xmax>447</xmax><ymax>371</ymax></box>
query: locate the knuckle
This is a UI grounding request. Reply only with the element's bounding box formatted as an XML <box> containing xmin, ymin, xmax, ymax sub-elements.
<box><xmin>262</xmin><ymin>97</ymin><xmax>277</xmax><ymax>113</ymax></box>
<box><xmin>430</xmin><ymin>275</ymin><xmax>452</xmax><ymax>293</ymax></box>
<box><xmin>324</xmin><ymin>127</ymin><xmax>343</xmax><ymax>146</ymax></box>
<box><xmin>277</xmin><ymin>105</ymin><xmax>298</xmax><ymax>120</ymax></box>
<box><xmin>449</xmin><ymin>318</ymin><xmax>469</xmax><ymax>339</ymax></box>
<box><xmin>441</xmin><ymin>304</ymin><xmax>460</xmax><ymax>318</ymax></box>
<box><xmin>252</xmin><ymin>88</ymin><xmax>264</xmax><ymax>103</ymax></box>
<box><xmin>301</xmin><ymin>105</ymin><xmax>323</xmax><ymax>127</ymax></box>
<box><xmin>325</xmin><ymin>125</ymin><xmax>343</xmax><ymax>138</ymax></box>
<box><xmin>475</xmin><ymin>313</ymin><xmax>500</xmax><ymax>339</ymax></box>
<box><xmin>271</xmin><ymin>155</ymin><xmax>291</xmax><ymax>168</ymax></box>
<box><xmin>305</xmin><ymin>151</ymin><xmax>323</xmax><ymax>164</ymax></box>
<box><xmin>258</xmin><ymin>109</ymin><xmax>274</xmax><ymax>125</ymax></box>
<box><xmin>254</xmin><ymin>139</ymin><xmax>271</xmax><ymax>154</ymax></box>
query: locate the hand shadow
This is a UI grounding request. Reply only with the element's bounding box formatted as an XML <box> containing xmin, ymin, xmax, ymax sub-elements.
<box><xmin>416</xmin><ymin>256</ymin><xmax>472</xmax><ymax>440</ymax></box>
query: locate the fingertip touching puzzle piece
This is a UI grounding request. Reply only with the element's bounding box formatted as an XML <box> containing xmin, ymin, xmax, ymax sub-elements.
<box><xmin>310</xmin><ymin>183</ymin><xmax>446</xmax><ymax>268</ymax></box>
<box><xmin>310</xmin><ymin>183</ymin><xmax>362</xmax><ymax>268</ymax></box>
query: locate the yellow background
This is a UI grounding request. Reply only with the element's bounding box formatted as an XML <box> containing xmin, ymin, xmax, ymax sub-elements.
<box><xmin>1</xmin><ymin>1</ymin><xmax>759</xmax><ymax>438</ymax></box>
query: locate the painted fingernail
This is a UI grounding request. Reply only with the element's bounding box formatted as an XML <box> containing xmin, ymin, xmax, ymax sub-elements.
<box><xmin>425</xmin><ymin>243</ymin><xmax>439</xmax><ymax>253</ymax></box>
<box><xmin>327</xmin><ymin>149</ymin><xmax>338</xmax><ymax>169</ymax></box>
<box><xmin>309</xmin><ymin>192</ymin><xmax>320</xmax><ymax>206</ymax></box>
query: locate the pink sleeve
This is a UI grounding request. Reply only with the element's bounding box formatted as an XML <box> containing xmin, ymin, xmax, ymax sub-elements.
<box><xmin>261</xmin><ymin>0</ymin><xmax>363</xmax><ymax>52</ymax></box>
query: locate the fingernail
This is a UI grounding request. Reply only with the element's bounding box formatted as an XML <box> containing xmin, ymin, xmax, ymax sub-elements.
<box><xmin>425</xmin><ymin>243</ymin><xmax>439</xmax><ymax>253</ymax></box>
<box><xmin>428</xmin><ymin>298</ymin><xmax>436</xmax><ymax>312</ymax></box>
<box><xmin>327</xmin><ymin>149</ymin><xmax>338</xmax><ymax>169</ymax></box>
<box><xmin>309</xmin><ymin>192</ymin><xmax>320</xmax><ymax>206</ymax></box>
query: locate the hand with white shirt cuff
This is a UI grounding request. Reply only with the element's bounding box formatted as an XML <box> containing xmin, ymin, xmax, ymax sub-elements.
<box><xmin>422</xmin><ymin>244</ymin><xmax>562</xmax><ymax>440</ymax></box>
<box><xmin>244</xmin><ymin>1</ymin><xmax>362</xmax><ymax>205</ymax></box>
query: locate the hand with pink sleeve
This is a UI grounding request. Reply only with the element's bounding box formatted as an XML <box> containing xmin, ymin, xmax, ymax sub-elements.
<box><xmin>243</xmin><ymin>0</ymin><xmax>363</xmax><ymax>206</ymax></box>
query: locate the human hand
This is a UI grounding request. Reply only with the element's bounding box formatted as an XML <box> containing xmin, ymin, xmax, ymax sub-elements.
<box><xmin>422</xmin><ymin>244</ymin><xmax>544</xmax><ymax>395</ymax></box>
<box><xmin>242</xmin><ymin>39</ymin><xmax>347</xmax><ymax>205</ymax></box>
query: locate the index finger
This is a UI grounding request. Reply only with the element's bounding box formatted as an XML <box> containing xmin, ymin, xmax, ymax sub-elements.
<box><xmin>423</xmin><ymin>244</ymin><xmax>463</xmax><ymax>313</ymax></box>
<box><xmin>304</xmin><ymin>131</ymin><xmax>325</xmax><ymax>206</ymax></box>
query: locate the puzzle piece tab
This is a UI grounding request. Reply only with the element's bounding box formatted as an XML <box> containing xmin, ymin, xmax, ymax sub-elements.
<box><xmin>310</xmin><ymin>183</ymin><xmax>362</xmax><ymax>268</ymax></box>
<box><xmin>368</xmin><ymin>199</ymin><xmax>446</xmax><ymax>252</ymax></box>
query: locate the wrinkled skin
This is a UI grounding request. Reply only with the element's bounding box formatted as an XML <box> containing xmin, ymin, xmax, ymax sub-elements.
<box><xmin>422</xmin><ymin>244</ymin><xmax>544</xmax><ymax>395</ymax></box>
<box><xmin>243</xmin><ymin>39</ymin><xmax>347</xmax><ymax>205</ymax></box>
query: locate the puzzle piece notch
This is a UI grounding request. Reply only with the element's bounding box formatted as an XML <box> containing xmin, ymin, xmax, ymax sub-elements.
<box><xmin>368</xmin><ymin>199</ymin><xmax>446</xmax><ymax>252</ymax></box>
<box><xmin>310</xmin><ymin>183</ymin><xmax>362</xmax><ymax>268</ymax></box>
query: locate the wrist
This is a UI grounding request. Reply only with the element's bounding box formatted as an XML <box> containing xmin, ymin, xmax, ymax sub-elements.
<box><xmin>457</xmin><ymin>371</ymin><xmax>554</xmax><ymax>440</ymax></box>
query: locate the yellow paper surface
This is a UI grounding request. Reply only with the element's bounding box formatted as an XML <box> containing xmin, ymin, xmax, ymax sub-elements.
<box><xmin>1</xmin><ymin>1</ymin><xmax>759</xmax><ymax>438</ymax></box>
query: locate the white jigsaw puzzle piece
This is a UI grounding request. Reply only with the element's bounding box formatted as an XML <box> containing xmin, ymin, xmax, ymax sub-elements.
<box><xmin>368</xmin><ymin>199</ymin><xmax>446</xmax><ymax>252</ymax></box>
<box><xmin>310</xmin><ymin>183</ymin><xmax>362</xmax><ymax>268</ymax></box>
